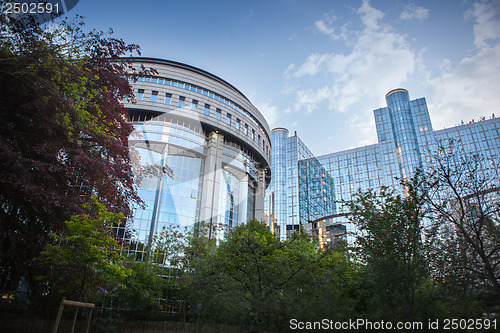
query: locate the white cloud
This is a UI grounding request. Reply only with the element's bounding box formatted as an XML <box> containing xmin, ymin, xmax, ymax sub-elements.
<box><xmin>281</xmin><ymin>0</ymin><xmax>500</xmax><ymax>154</ymax></box>
<box><xmin>466</xmin><ymin>0</ymin><xmax>500</xmax><ymax>48</ymax></box>
<box><xmin>358</xmin><ymin>0</ymin><xmax>384</xmax><ymax>31</ymax></box>
<box><xmin>256</xmin><ymin>102</ymin><xmax>280</xmax><ymax>126</ymax></box>
<box><xmin>400</xmin><ymin>5</ymin><xmax>429</xmax><ymax>22</ymax></box>
<box><xmin>347</xmin><ymin>111</ymin><xmax>377</xmax><ymax>147</ymax></box>
<box><xmin>293</xmin><ymin>86</ymin><xmax>337</xmax><ymax>114</ymax></box>
<box><xmin>429</xmin><ymin>0</ymin><xmax>500</xmax><ymax>129</ymax></box>
<box><xmin>314</xmin><ymin>20</ymin><xmax>335</xmax><ymax>35</ymax></box>
<box><xmin>293</xmin><ymin>53</ymin><xmax>331</xmax><ymax>77</ymax></box>
<box><xmin>284</xmin><ymin>63</ymin><xmax>296</xmax><ymax>77</ymax></box>
<box><xmin>323</xmin><ymin>10</ymin><xmax>338</xmax><ymax>24</ymax></box>
<box><xmin>288</xmin><ymin>0</ymin><xmax>416</xmax><ymax>115</ymax></box>
<box><xmin>313</xmin><ymin>10</ymin><xmax>348</xmax><ymax>40</ymax></box>
<box><xmin>429</xmin><ymin>41</ymin><xmax>500</xmax><ymax>128</ymax></box>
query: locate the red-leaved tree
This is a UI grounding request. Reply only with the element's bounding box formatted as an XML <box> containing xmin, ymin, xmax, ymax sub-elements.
<box><xmin>0</xmin><ymin>14</ymin><xmax>148</xmax><ymax>293</ymax></box>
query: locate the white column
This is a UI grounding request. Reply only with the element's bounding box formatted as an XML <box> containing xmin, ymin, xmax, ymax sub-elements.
<box><xmin>254</xmin><ymin>168</ymin><xmax>266</xmax><ymax>221</ymax></box>
<box><xmin>237</xmin><ymin>174</ymin><xmax>249</xmax><ymax>226</ymax></box>
<box><xmin>199</xmin><ymin>131</ymin><xmax>224</xmax><ymax>233</ymax></box>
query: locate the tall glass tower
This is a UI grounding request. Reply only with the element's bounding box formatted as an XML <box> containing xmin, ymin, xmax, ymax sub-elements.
<box><xmin>267</xmin><ymin>89</ymin><xmax>500</xmax><ymax>245</ymax></box>
<box><xmin>265</xmin><ymin>129</ymin><xmax>335</xmax><ymax>240</ymax></box>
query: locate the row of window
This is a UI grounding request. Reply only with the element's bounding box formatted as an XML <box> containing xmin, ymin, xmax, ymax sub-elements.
<box><xmin>131</xmin><ymin>75</ymin><xmax>264</xmax><ymax>132</ymax></box>
<box><xmin>136</xmin><ymin>89</ymin><xmax>270</xmax><ymax>156</ymax></box>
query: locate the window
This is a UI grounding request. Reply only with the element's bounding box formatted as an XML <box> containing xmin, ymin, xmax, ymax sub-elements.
<box><xmin>165</xmin><ymin>93</ymin><xmax>172</xmax><ymax>105</ymax></box>
<box><xmin>226</xmin><ymin>113</ymin><xmax>231</xmax><ymax>125</ymax></box>
<box><xmin>252</xmin><ymin>129</ymin><xmax>255</xmax><ymax>140</ymax></box>
<box><xmin>204</xmin><ymin>104</ymin><xmax>210</xmax><ymax>116</ymax></box>
<box><xmin>216</xmin><ymin>108</ymin><xmax>221</xmax><ymax>120</ymax></box>
<box><xmin>137</xmin><ymin>89</ymin><xmax>144</xmax><ymax>101</ymax></box>
<box><xmin>178</xmin><ymin>96</ymin><xmax>185</xmax><ymax>108</ymax></box>
<box><xmin>150</xmin><ymin>91</ymin><xmax>158</xmax><ymax>102</ymax></box>
<box><xmin>192</xmin><ymin>100</ymin><xmax>198</xmax><ymax>111</ymax></box>
<box><xmin>236</xmin><ymin>118</ymin><xmax>240</xmax><ymax>130</ymax></box>
<box><xmin>244</xmin><ymin>124</ymin><xmax>248</xmax><ymax>135</ymax></box>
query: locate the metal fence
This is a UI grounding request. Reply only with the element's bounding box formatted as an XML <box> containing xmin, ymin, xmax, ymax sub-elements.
<box><xmin>3</xmin><ymin>318</ymin><xmax>243</xmax><ymax>333</ymax></box>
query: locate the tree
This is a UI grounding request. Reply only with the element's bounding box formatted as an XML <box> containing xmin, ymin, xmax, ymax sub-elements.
<box><xmin>37</xmin><ymin>197</ymin><xmax>131</xmax><ymax>302</ymax></box>
<box><xmin>183</xmin><ymin>220</ymin><xmax>329</xmax><ymax>331</ymax></box>
<box><xmin>0</xmin><ymin>14</ymin><xmax>149</xmax><ymax>291</ymax></box>
<box><xmin>105</xmin><ymin>258</ymin><xmax>171</xmax><ymax>321</ymax></box>
<box><xmin>426</xmin><ymin>222</ymin><xmax>485</xmax><ymax>318</ymax></box>
<box><xmin>93</xmin><ymin>225</ymin><xmax>187</xmax><ymax>322</ymax></box>
<box><xmin>279</xmin><ymin>242</ymin><xmax>362</xmax><ymax>326</ymax></box>
<box><xmin>343</xmin><ymin>174</ymin><xmax>432</xmax><ymax>321</ymax></box>
<box><xmin>425</xmin><ymin>139</ymin><xmax>500</xmax><ymax>299</ymax></box>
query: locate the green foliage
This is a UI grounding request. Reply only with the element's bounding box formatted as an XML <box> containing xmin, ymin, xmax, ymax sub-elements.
<box><xmin>343</xmin><ymin>173</ymin><xmax>434</xmax><ymax>321</ymax></box>
<box><xmin>98</xmin><ymin>225</ymin><xmax>188</xmax><ymax>321</ymax></box>
<box><xmin>182</xmin><ymin>219</ymin><xmax>357</xmax><ymax>331</ymax></box>
<box><xmin>214</xmin><ymin>220</ymin><xmax>314</xmax><ymax>328</ymax></box>
<box><xmin>107</xmin><ymin>258</ymin><xmax>169</xmax><ymax>320</ymax></box>
<box><xmin>37</xmin><ymin>197</ymin><xmax>131</xmax><ymax>301</ymax></box>
<box><xmin>149</xmin><ymin>225</ymin><xmax>186</xmax><ymax>266</ymax></box>
<box><xmin>281</xmin><ymin>244</ymin><xmax>361</xmax><ymax>325</ymax></box>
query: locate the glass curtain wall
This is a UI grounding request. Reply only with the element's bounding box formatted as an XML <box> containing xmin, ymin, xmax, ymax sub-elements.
<box><xmin>126</xmin><ymin>121</ymin><xmax>205</xmax><ymax>260</ymax></box>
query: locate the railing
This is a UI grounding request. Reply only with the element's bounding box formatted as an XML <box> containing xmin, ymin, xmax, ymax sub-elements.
<box><xmin>4</xmin><ymin>318</ymin><xmax>243</xmax><ymax>333</ymax></box>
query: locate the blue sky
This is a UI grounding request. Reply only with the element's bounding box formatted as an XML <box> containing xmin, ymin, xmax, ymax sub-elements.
<box><xmin>73</xmin><ymin>0</ymin><xmax>500</xmax><ymax>156</ymax></box>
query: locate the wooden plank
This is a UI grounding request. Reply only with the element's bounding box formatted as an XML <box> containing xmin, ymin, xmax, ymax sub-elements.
<box><xmin>62</xmin><ymin>299</ymin><xmax>95</xmax><ymax>309</ymax></box>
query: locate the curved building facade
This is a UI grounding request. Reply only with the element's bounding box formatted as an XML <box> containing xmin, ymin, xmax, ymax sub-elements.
<box><xmin>123</xmin><ymin>58</ymin><xmax>271</xmax><ymax>257</ymax></box>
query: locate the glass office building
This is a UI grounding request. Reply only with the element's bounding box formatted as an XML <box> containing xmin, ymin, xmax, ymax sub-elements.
<box><xmin>265</xmin><ymin>129</ymin><xmax>335</xmax><ymax>241</ymax></box>
<box><xmin>267</xmin><ymin>89</ymin><xmax>500</xmax><ymax>243</ymax></box>
<box><xmin>122</xmin><ymin>58</ymin><xmax>271</xmax><ymax>258</ymax></box>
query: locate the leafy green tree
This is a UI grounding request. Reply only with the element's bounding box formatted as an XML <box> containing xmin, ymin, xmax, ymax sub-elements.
<box><xmin>149</xmin><ymin>225</ymin><xmax>186</xmax><ymax>266</ymax></box>
<box><xmin>37</xmin><ymin>197</ymin><xmax>132</xmax><ymax>302</ymax></box>
<box><xmin>184</xmin><ymin>220</ymin><xmax>331</xmax><ymax>331</ymax></box>
<box><xmin>280</xmin><ymin>243</ymin><xmax>362</xmax><ymax>326</ymax></box>
<box><xmin>181</xmin><ymin>222</ymin><xmax>234</xmax><ymax>324</ymax></box>
<box><xmin>106</xmin><ymin>258</ymin><xmax>168</xmax><ymax>321</ymax></box>
<box><xmin>343</xmin><ymin>175</ymin><xmax>433</xmax><ymax>321</ymax></box>
<box><xmin>98</xmin><ymin>225</ymin><xmax>187</xmax><ymax>321</ymax></box>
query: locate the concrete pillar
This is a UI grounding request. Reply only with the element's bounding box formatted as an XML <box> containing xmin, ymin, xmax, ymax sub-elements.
<box><xmin>238</xmin><ymin>174</ymin><xmax>249</xmax><ymax>226</ymax></box>
<box><xmin>199</xmin><ymin>131</ymin><xmax>224</xmax><ymax>234</ymax></box>
<box><xmin>254</xmin><ymin>168</ymin><xmax>266</xmax><ymax>221</ymax></box>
